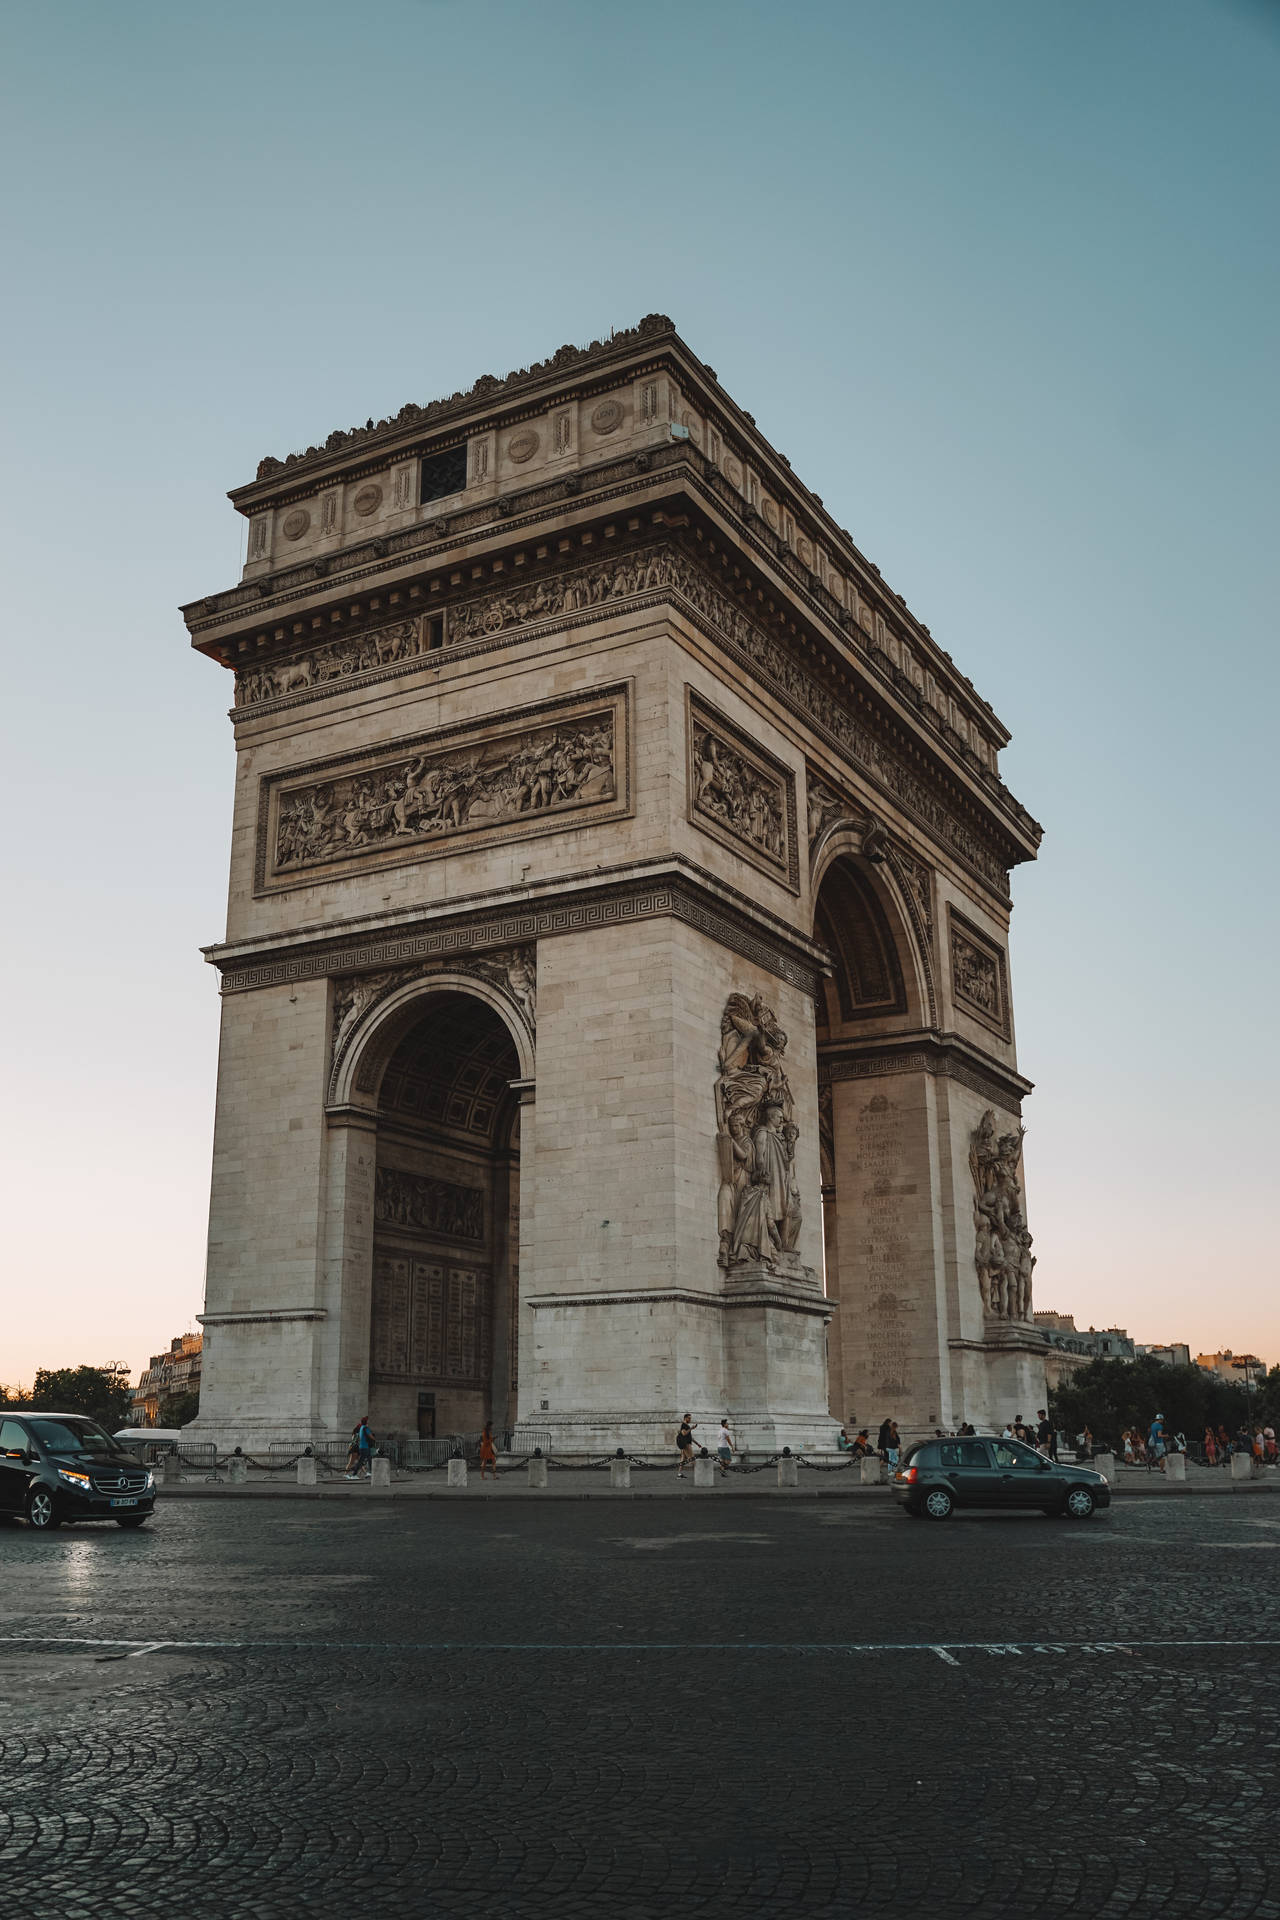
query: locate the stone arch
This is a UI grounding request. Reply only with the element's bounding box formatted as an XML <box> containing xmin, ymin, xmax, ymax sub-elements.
<box><xmin>330</xmin><ymin>975</ymin><xmax>532</xmax><ymax>1444</ymax></box>
<box><xmin>810</xmin><ymin>829</ymin><xmax>936</xmax><ymax>1032</ymax></box>
<box><xmin>328</xmin><ymin>968</ymin><xmax>535</xmax><ymax>1113</ymax></box>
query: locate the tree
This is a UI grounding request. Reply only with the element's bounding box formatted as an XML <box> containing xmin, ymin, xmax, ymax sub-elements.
<box><xmin>1048</xmin><ymin>1355</ymin><xmax>1268</xmax><ymax>1451</ymax></box>
<box><xmin>29</xmin><ymin>1365</ymin><xmax>133</xmax><ymax>1432</ymax></box>
<box><xmin>162</xmin><ymin>1389</ymin><xmax>200</xmax><ymax>1428</ymax></box>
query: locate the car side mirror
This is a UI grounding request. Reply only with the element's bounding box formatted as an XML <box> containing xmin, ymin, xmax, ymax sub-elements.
<box><xmin>5</xmin><ymin>1449</ymin><xmax>27</xmax><ymax>1461</ymax></box>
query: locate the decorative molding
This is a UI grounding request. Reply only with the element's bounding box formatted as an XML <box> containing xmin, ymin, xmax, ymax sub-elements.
<box><xmin>251</xmin><ymin>314</ymin><xmax>675</xmax><ymax>481</ymax></box>
<box><xmin>948</xmin><ymin>906</ymin><xmax>1010</xmax><ymax>1039</ymax></box>
<box><xmin>212</xmin><ymin>867</ymin><xmax>825</xmax><ymax>999</ymax></box>
<box><xmin>817</xmin><ymin>1032</ymin><xmax>1032</xmax><ymax>1113</ymax></box>
<box><xmin>254</xmin><ymin>683</ymin><xmax>630</xmax><ymax>895</ymax></box>
<box><xmin>687</xmin><ymin>689</ymin><xmax>799</xmax><ymax>892</ymax></box>
<box><xmin>197</xmin><ymin>1308</ymin><xmax>328</xmax><ymax>1327</ymax></box>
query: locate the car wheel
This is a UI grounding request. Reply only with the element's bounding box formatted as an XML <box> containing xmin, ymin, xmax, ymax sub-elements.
<box><xmin>923</xmin><ymin>1487</ymin><xmax>954</xmax><ymax>1521</ymax></box>
<box><xmin>116</xmin><ymin>1516</ymin><xmax>149</xmax><ymax>1529</ymax></box>
<box><xmin>1064</xmin><ymin>1486</ymin><xmax>1096</xmax><ymax>1520</ymax></box>
<box><xmin>27</xmin><ymin>1487</ymin><xmax>61</xmax><ymax>1531</ymax></box>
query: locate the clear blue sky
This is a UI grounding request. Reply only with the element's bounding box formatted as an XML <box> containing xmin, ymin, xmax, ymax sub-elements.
<box><xmin>2</xmin><ymin>0</ymin><xmax>1276</xmax><ymax>1384</ymax></box>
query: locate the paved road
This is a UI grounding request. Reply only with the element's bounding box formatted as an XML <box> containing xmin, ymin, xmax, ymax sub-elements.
<box><xmin>2</xmin><ymin>1499</ymin><xmax>1279</xmax><ymax>1919</ymax></box>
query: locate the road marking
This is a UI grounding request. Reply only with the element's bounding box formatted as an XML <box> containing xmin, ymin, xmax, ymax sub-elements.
<box><xmin>0</xmin><ymin>1635</ymin><xmax>1277</xmax><ymax>1660</ymax></box>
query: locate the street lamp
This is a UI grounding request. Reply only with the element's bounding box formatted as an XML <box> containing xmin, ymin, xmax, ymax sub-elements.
<box><xmin>1231</xmin><ymin>1354</ymin><xmax>1263</xmax><ymax>1395</ymax></box>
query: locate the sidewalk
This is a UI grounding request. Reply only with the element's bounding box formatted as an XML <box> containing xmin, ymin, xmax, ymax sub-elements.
<box><xmin>155</xmin><ymin>1462</ymin><xmax>1280</xmax><ymax>1502</ymax></box>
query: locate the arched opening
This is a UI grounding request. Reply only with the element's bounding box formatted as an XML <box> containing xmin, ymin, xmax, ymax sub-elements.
<box><xmin>366</xmin><ymin>991</ymin><xmax>522</xmax><ymax>1442</ymax></box>
<box><xmin>812</xmin><ymin>849</ymin><xmax>930</xmax><ymax>1428</ymax></box>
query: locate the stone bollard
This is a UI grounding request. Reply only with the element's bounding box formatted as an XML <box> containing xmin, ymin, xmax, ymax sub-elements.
<box><xmin>693</xmin><ymin>1454</ymin><xmax>716</xmax><ymax>1488</ymax></box>
<box><xmin>228</xmin><ymin>1455</ymin><xmax>248</xmax><ymax>1485</ymax></box>
<box><xmin>527</xmin><ymin>1454</ymin><xmax>548</xmax><ymax>1489</ymax></box>
<box><xmin>162</xmin><ymin>1453</ymin><xmax>182</xmax><ymax>1484</ymax></box>
<box><xmin>860</xmin><ymin>1456</ymin><xmax>885</xmax><ymax>1485</ymax></box>
<box><xmin>370</xmin><ymin>1456</ymin><xmax>391</xmax><ymax>1490</ymax></box>
<box><xmin>1231</xmin><ymin>1451</ymin><xmax>1254</xmax><ymax>1483</ymax></box>
<box><xmin>447</xmin><ymin>1456</ymin><xmax>468</xmax><ymax>1488</ymax></box>
<box><xmin>1092</xmin><ymin>1451</ymin><xmax>1116</xmax><ymax>1485</ymax></box>
<box><xmin>1164</xmin><ymin>1452</ymin><xmax>1186</xmax><ymax>1483</ymax></box>
<box><xmin>777</xmin><ymin>1452</ymin><xmax>799</xmax><ymax>1488</ymax></box>
<box><xmin>610</xmin><ymin>1454</ymin><xmax>632</xmax><ymax>1491</ymax></box>
<box><xmin>296</xmin><ymin>1454</ymin><xmax>318</xmax><ymax>1487</ymax></box>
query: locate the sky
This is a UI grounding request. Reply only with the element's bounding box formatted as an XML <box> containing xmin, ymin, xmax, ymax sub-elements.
<box><xmin>1</xmin><ymin>0</ymin><xmax>1276</xmax><ymax>1387</ymax></box>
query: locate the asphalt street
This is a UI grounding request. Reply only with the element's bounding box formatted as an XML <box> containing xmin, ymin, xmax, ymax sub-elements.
<box><xmin>3</xmin><ymin>1497</ymin><xmax>1279</xmax><ymax>1919</ymax></box>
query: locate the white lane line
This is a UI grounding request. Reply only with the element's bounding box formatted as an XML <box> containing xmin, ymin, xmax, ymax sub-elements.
<box><xmin>1</xmin><ymin>1634</ymin><xmax>1279</xmax><ymax>1657</ymax></box>
<box><xmin>931</xmin><ymin>1646</ymin><xmax>960</xmax><ymax>1665</ymax></box>
<box><xmin>126</xmin><ymin>1641</ymin><xmax>171</xmax><ymax>1658</ymax></box>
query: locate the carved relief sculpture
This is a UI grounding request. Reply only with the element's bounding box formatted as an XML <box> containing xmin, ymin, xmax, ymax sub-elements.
<box><xmin>969</xmin><ymin>1109</ymin><xmax>1034</xmax><ymax>1320</ymax></box>
<box><xmin>260</xmin><ymin>693</ymin><xmax>623</xmax><ymax>891</ymax></box>
<box><xmin>375</xmin><ymin>1167</ymin><xmax>484</xmax><ymax>1243</ymax></box>
<box><xmin>715</xmin><ymin>994</ymin><xmax>805</xmax><ymax>1274</ymax></box>
<box><xmin>329</xmin><ymin>943</ymin><xmax>536</xmax><ymax>1098</ymax></box>
<box><xmin>688</xmin><ymin>694</ymin><xmax>795</xmax><ymax>886</ymax></box>
<box><xmin>949</xmin><ymin>910</ymin><xmax>1009</xmax><ymax>1035</ymax></box>
<box><xmin>235</xmin><ymin>617</ymin><xmax>428</xmax><ymax>706</ymax></box>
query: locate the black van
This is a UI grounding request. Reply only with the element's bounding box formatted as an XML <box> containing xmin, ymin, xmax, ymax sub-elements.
<box><xmin>0</xmin><ymin>1412</ymin><xmax>156</xmax><ymax>1530</ymax></box>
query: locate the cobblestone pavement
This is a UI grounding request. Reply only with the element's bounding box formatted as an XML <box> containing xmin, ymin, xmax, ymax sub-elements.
<box><xmin>3</xmin><ymin>1500</ymin><xmax>1279</xmax><ymax>1919</ymax></box>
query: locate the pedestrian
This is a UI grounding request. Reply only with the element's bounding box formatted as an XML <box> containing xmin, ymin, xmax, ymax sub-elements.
<box><xmin>1122</xmin><ymin>1427</ymin><xmax>1136</xmax><ymax>1466</ymax></box>
<box><xmin>343</xmin><ymin>1422</ymin><xmax>362</xmax><ymax>1477</ymax></box>
<box><xmin>1036</xmin><ymin>1409</ymin><xmax>1054</xmax><ymax>1458</ymax></box>
<box><xmin>877</xmin><ymin>1417</ymin><xmax>894</xmax><ymax>1460</ymax></box>
<box><xmin>347</xmin><ymin>1414</ymin><xmax>375</xmax><ymax>1480</ymax></box>
<box><xmin>1266</xmin><ymin>1427</ymin><xmax>1277</xmax><ymax>1465</ymax></box>
<box><xmin>716</xmin><ymin>1416</ymin><xmax>736</xmax><ymax>1476</ymax></box>
<box><xmin>1077</xmin><ymin>1424</ymin><xmax>1093</xmax><ymax>1461</ymax></box>
<box><xmin>1217</xmin><ymin>1424</ymin><xmax>1231</xmax><ymax>1465</ymax></box>
<box><xmin>885</xmin><ymin>1420</ymin><xmax>901</xmax><ymax>1470</ymax></box>
<box><xmin>851</xmin><ymin>1428</ymin><xmax>874</xmax><ymax>1457</ymax></box>
<box><xmin>479</xmin><ymin>1421</ymin><xmax>498</xmax><ymax>1481</ymax></box>
<box><xmin>1147</xmin><ymin>1412</ymin><xmax>1166</xmax><ymax>1471</ymax></box>
<box><xmin>1204</xmin><ymin>1425</ymin><xmax>1217</xmax><ymax>1467</ymax></box>
<box><xmin>676</xmin><ymin>1413</ymin><xmax>698</xmax><ymax>1477</ymax></box>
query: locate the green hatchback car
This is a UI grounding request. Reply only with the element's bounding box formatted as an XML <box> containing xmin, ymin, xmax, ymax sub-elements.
<box><xmin>894</xmin><ymin>1435</ymin><xmax>1110</xmax><ymax>1520</ymax></box>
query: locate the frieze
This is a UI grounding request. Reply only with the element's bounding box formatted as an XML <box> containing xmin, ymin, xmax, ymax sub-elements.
<box><xmin>687</xmin><ymin>690</ymin><xmax>798</xmax><ymax>892</ymax></box>
<box><xmin>375</xmin><ymin>1167</ymin><xmax>485</xmax><ymax>1244</ymax></box>
<box><xmin>255</xmin><ymin>685</ymin><xmax>628</xmax><ymax>894</ymax></box>
<box><xmin>817</xmin><ymin>1035</ymin><xmax>1030</xmax><ymax>1114</ymax></box>
<box><xmin>407</xmin><ymin>539</ymin><xmax>1014</xmax><ymax>894</ymax></box>
<box><xmin>948</xmin><ymin>907</ymin><xmax>1010</xmax><ymax>1039</ymax></box>
<box><xmin>235</xmin><ymin>617</ymin><xmax>427</xmax><ymax>707</ymax></box>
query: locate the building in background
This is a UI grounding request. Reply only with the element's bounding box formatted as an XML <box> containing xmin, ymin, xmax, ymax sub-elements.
<box><xmin>1034</xmin><ymin>1312</ymin><xmax>1136</xmax><ymax>1392</ymax></box>
<box><xmin>1196</xmin><ymin>1350</ymin><xmax>1267</xmax><ymax>1386</ymax></box>
<box><xmin>1136</xmin><ymin>1342</ymin><xmax>1193</xmax><ymax>1368</ymax></box>
<box><xmin>131</xmin><ymin>1333</ymin><xmax>203</xmax><ymax>1426</ymax></box>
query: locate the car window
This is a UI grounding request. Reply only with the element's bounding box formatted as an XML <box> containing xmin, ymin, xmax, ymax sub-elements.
<box><xmin>0</xmin><ymin>1419</ymin><xmax>29</xmax><ymax>1454</ymax></box>
<box><xmin>940</xmin><ymin>1440</ymin><xmax>990</xmax><ymax>1468</ymax></box>
<box><xmin>992</xmin><ymin>1441</ymin><xmax>1041</xmax><ymax>1470</ymax></box>
<box><xmin>28</xmin><ymin>1418</ymin><xmax>116</xmax><ymax>1454</ymax></box>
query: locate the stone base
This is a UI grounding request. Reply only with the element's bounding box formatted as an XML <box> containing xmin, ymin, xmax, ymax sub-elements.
<box><xmin>948</xmin><ymin>1328</ymin><xmax>1049</xmax><ymax>1431</ymax></box>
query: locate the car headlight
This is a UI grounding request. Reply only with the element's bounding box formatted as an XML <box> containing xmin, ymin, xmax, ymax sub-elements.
<box><xmin>144</xmin><ymin>1470</ymin><xmax>155</xmax><ymax>1490</ymax></box>
<box><xmin>58</xmin><ymin>1469</ymin><xmax>91</xmax><ymax>1490</ymax></box>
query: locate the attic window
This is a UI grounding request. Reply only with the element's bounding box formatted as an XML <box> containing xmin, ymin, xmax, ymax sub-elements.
<box><xmin>420</xmin><ymin>445</ymin><xmax>468</xmax><ymax>504</ymax></box>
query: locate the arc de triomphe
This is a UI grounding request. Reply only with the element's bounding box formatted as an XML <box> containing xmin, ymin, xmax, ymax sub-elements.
<box><xmin>183</xmin><ymin>314</ymin><xmax>1047</xmax><ymax>1452</ymax></box>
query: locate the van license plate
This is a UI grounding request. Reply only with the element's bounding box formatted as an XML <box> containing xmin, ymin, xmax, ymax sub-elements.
<box><xmin>110</xmin><ymin>1497</ymin><xmax>138</xmax><ymax>1508</ymax></box>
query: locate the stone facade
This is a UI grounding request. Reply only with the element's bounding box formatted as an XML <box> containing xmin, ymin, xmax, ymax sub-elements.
<box><xmin>183</xmin><ymin>314</ymin><xmax>1045</xmax><ymax>1451</ymax></box>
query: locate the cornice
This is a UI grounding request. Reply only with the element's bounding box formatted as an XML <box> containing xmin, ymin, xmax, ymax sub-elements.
<box><xmin>204</xmin><ymin>856</ymin><xmax>831</xmax><ymax>997</ymax></box>
<box><xmin>818</xmin><ymin>1029</ymin><xmax>1033</xmax><ymax>1112</ymax></box>
<box><xmin>206</xmin><ymin>320</ymin><xmax>1017</xmax><ymax>768</ymax></box>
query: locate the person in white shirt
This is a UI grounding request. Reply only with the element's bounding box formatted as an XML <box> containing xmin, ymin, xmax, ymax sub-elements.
<box><xmin>716</xmin><ymin>1419</ymin><xmax>735</xmax><ymax>1476</ymax></box>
